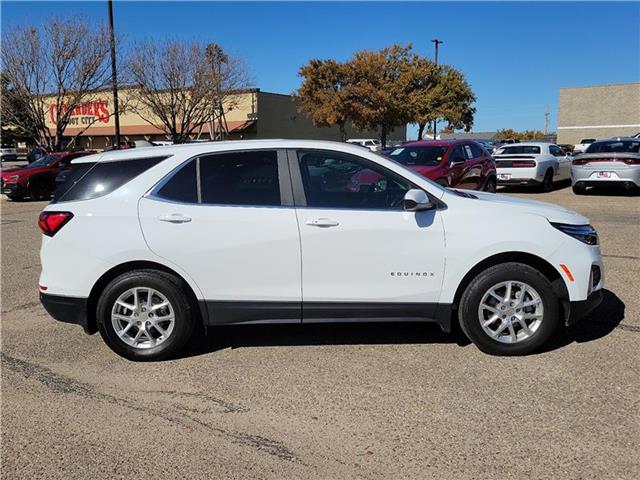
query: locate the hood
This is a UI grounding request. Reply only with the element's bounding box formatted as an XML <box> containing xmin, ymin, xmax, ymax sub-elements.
<box><xmin>408</xmin><ymin>164</ymin><xmax>442</xmax><ymax>178</ymax></box>
<box><xmin>1</xmin><ymin>165</ymin><xmax>48</xmax><ymax>178</ymax></box>
<box><xmin>454</xmin><ymin>190</ymin><xmax>590</xmax><ymax>225</ymax></box>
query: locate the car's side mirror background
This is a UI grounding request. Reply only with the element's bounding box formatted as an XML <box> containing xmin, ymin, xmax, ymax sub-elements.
<box><xmin>404</xmin><ymin>189</ymin><xmax>435</xmax><ymax>212</ymax></box>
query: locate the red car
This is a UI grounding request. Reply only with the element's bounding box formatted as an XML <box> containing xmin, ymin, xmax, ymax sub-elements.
<box><xmin>1</xmin><ymin>150</ymin><xmax>94</xmax><ymax>201</ymax></box>
<box><xmin>381</xmin><ymin>140</ymin><xmax>497</xmax><ymax>191</ymax></box>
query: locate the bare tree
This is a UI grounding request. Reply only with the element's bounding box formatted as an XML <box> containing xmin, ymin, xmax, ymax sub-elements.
<box><xmin>1</xmin><ymin>19</ymin><xmax>112</xmax><ymax>151</ymax></box>
<box><xmin>126</xmin><ymin>40</ymin><xmax>251</xmax><ymax>144</ymax></box>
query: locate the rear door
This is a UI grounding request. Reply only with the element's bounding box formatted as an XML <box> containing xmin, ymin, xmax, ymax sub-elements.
<box><xmin>138</xmin><ymin>149</ymin><xmax>302</xmax><ymax>323</ymax></box>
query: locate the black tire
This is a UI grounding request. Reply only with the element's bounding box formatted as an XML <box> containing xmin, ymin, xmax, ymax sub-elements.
<box><xmin>572</xmin><ymin>183</ymin><xmax>587</xmax><ymax>195</ymax></box>
<box><xmin>6</xmin><ymin>194</ymin><xmax>23</xmax><ymax>201</ymax></box>
<box><xmin>29</xmin><ymin>181</ymin><xmax>50</xmax><ymax>201</ymax></box>
<box><xmin>483</xmin><ymin>177</ymin><xmax>497</xmax><ymax>193</ymax></box>
<box><xmin>96</xmin><ymin>269</ymin><xmax>195</xmax><ymax>361</ymax></box>
<box><xmin>541</xmin><ymin>169</ymin><xmax>554</xmax><ymax>192</ymax></box>
<box><xmin>458</xmin><ymin>262</ymin><xmax>560</xmax><ymax>356</ymax></box>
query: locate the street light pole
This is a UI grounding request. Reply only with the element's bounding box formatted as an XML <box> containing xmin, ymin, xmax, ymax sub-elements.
<box><xmin>431</xmin><ymin>39</ymin><xmax>443</xmax><ymax>140</ymax></box>
<box><xmin>107</xmin><ymin>0</ymin><xmax>121</xmax><ymax>149</ymax></box>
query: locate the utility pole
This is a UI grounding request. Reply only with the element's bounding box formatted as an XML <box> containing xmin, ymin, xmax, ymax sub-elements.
<box><xmin>107</xmin><ymin>0</ymin><xmax>121</xmax><ymax>148</ymax></box>
<box><xmin>431</xmin><ymin>39</ymin><xmax>443</xmax><ymax>139</ymax></box>
<box><xmin>544</xmin><ymin>106</ymin><xmax>550</xmax><ymax>136</ymax></box>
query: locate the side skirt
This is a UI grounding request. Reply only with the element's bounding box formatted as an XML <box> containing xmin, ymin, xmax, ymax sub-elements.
<box><xmin>201</xmin><ymin>301</ymin><xmax>453</xmax><ymax>332</ymax></box>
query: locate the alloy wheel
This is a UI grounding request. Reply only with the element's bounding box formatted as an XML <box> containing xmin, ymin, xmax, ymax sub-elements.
<box><xmin>477</xmin><ymin>280</ymin><xmax>544</xmax><ymax>344</ymax></box>
<box><xmin>111</xmin><ymin>287</ymin><xmax>175</xmax><ymax>349</ymax></box>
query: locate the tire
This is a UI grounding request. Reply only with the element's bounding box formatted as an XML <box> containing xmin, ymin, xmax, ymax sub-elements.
<box><xmin>458</xmin><ymin>262</ymin><xmax>560</xmax><ymax>356</ymax></box>
<box><xmin>483</xmin><ymin>177</ymin><xmax>497</xmax><ymax>193</ymax></box>
<box><xmin>29</xmin><ymin>182</ymin><xmax>50</xmax><ymax>201</ymax></box>
<box><xmin>6</xmin><ymin>194</ymin><xmax>23</xmax><ymax>201</ymax></box>
<box><xmin>541</xmin><ymin>169</ymin><xmax>554</xmax><ymax>192</ymax></box>
<box><xmin>96</xmin><ymin>269</ymin><xmax>195</xmax><ymax>361</ymax></box>
<box><xmin>572</xmin><ymin>184</ymin><xmax>587</xmax><ymax>195</ymax></box>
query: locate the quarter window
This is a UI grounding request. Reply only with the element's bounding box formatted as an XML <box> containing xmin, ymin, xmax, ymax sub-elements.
<box><xmin>297</xmin><ymin>150</ymin><xmax>411</xmax><ymax>210</ymax></box>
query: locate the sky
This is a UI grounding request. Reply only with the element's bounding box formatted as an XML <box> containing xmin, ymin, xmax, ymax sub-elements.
<box><xmin>2</xmin><ymin>1</ymin><xmax>639</xmax><ymax>139</ymax></box>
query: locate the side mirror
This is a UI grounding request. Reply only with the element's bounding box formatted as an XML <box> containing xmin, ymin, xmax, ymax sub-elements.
<box><xmin>404</xmin><ymin>189</ymin><xmax>434</xmax><ymax>212</ymax></box>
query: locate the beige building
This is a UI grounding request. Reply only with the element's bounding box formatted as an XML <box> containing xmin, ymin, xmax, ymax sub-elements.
<box><xmin>557</xmin><ymin>83</ymin><xmax>640</xmax><ymax>145</ymax></box>
<box><xmin>45</xmin><ymin>88</ymin><xmax>403</xmax><ymax>150</ymax></box>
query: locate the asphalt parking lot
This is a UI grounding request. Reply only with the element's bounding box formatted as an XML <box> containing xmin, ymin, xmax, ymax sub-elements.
<box><xmin>1</xmin><ymin>178</ymin><xmax>639</xmax><ymax>479</ymax></box>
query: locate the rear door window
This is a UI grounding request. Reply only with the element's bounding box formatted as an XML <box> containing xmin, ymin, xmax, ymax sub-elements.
<box><xmin>199</xmin><ymin>150</ymin><xmax>280</xmax><ymax>206</ymax></box>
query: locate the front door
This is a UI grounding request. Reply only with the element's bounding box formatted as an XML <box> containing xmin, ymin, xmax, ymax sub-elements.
<box><xmin>139</xmin><ymin>149</ymin><xmax>302</xmax><ymax>323</ymax></box>
<box><xmin>290</xmin><ymin>149</ymin><xmax>446</xmax><ymax>321</ymax></box>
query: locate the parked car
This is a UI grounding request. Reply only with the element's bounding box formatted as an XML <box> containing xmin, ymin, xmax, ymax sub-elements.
<box><xmin>475</xmin><ymin>139</ymin><xmax>497</xmax><ymax>153</ymax></box>
<box><xmin>1</xmin><ymin>150</ymin><xmax>94</xmax><ymax>201</ymax></box>
<box><xmin>382</xmin><ymin>140</ymin><xmax>497</xmax><ymax>191</ymax></box>
<box><xmin>38</xmin><ymin>140</ymin><xmax>603</xmax><ymax>361</ymax></box>
<box><xmin>571</xmin><ymin>137</ymin><xmax>640</xmax><ymax>194</ymax></box>
<box><xmin>1</xmin><ymin>144</ymin><xmax>18</xmax><ymax>162</ymax></box>
<box><xmin>27</xmin><ymin>146</ymin><xmax>47</xmax><ymax>163</ymax></box>
<box><xmin>573</xmin><ymin>138</ymin><xmax>596</xmax><ymax>155</ymax></box>
<box><xmin>347</xmin><ymin>138</ymin><xmax>382</xmax><ymax>152</ymax></box>
<box><xmin>494</xmin><ymin>142</ymin><xmax>572</xmax><ymax>192</ymax></box>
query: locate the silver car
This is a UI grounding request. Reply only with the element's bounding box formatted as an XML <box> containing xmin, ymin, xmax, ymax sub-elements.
<box><xmin>571</xmin><ymin>138</ymin><xmax>640</xmax><ymax>194</ymax></box>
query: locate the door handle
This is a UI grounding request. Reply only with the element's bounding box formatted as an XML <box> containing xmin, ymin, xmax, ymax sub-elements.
<box><xmin>159</xmin><ymin>213</ymin><xmax>192</xmax><ymax>224</ymax></box>
<box><xmin>305</xmin><ymin>218</ymin><xmax>339</xmax><ymax>227</ymax></box>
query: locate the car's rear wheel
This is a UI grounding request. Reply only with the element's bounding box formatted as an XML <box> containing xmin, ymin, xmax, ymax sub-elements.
<box><xmin>458</xmin><ymin>262</ymin><xmax>560</xmax><ymax>355</ymax></box>
<box><xmin>96</xmin><ymin>270</ymin><xmax>195</xmax><ymax>361</ymax></box>
<box><xmin>541</xmin><ymin>169</ymin><xmax>554</xmax><ymax>192</ymax></box>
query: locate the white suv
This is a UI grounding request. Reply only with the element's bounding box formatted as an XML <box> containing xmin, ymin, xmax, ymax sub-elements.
<box><xmin>39</xmin><ymin>140</ymin><xmax>603</xmax><ymax>361</ymax></box>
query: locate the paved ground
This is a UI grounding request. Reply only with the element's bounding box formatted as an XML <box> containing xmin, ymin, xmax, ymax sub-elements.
<box><xmin>1</xmin><ymin>178</ymin><xmax>639</xmax><ymax>479</ymax></box>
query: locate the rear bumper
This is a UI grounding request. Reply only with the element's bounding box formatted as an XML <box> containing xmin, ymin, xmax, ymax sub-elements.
<box><xmin>40</xmin><ymin>292</ymin><xmax>94</xmax><ymax>334</ymax></box>
<box><xmin>568</xmin><ymin>289</ymin><xmax>603</xmax><ymax>325</ymax></box>
<box><xmin>571</xmin><ymin>165</ymin><xmax>640</xmax><ymax>187</ymax></box>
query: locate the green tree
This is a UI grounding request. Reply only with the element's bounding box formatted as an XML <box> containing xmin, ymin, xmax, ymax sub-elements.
<box><xmin>344</xmin><ymin>44</ymin><xmax>415</xmax><ymax>148</ymax></box>
<box><xmin>297</xmin><ymin>59</ymin><xmax>351</xmax><ymax>141</ymax></box>
<box><xmin>495</xmin><ymin>128</ymin><xmax>546</xmax><ymax>141</ymax></box>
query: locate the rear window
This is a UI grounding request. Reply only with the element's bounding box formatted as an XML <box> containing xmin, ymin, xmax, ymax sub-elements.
<box><xmin>54</xmin><ymin>156</ymin><xmax>167</xmax><ymax>202</ymax></box>
<box><xmin>386</xmin><ymin>146</ymin><xmax>448</xmax><ymax>166</ymax></box>
<box><xmin>497</xmin><ymin>146</ymin><xmax>541</xmax><ymax>155</ymax></box>
<box><xmin>586</xmin><ymin>140</ymin><xmax>640</xmax><ymax>154</ymax></box>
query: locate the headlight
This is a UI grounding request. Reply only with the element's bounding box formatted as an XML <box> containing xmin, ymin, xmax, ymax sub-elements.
<box><xmin>550</xmin><ymin>222</ymin><xmax>598</xmax><ymax>245</ymax></box>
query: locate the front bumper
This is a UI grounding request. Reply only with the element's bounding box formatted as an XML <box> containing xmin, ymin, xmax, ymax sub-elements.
<box><xmin>0</xmin><ymin>182</ymin><xmax>25</xmax><ymax>196</ymax></box>
<box><xmin>568</xmin><ymin>289</ymin><xmax>603</xmax><ymax>325</ymax></box>
<box><xmin>40</xmin><ymin>292</ymin><xmax>94</xmax><ymax>334</ymax></box>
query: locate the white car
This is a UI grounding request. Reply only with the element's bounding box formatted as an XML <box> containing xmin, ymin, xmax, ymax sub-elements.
<box><xmin>347</xmin><ymin>138</ymin><xmax>381</xmax><ymax>152</ymax></box>
<box><xmin>574</xmin><ymin>138</ymin><xmax>596</xmax><ymax>154</ymax></box>
<box><xmin>1</xmin><ymin>146</ymin><xmax>18</xmax><ymax>162</ymax></box>
<box><xmin>494</xmin><ymin>142</ymin><xmax>573</xmax><ymax>191</ymax></box>
<box><xmin>39</xmin><ymin>140</ymin><xmax>603</xmax><ymax>361</ymax></box>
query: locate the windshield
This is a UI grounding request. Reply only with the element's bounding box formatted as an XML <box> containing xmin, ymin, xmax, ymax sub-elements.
<box><xmin>385</xmin><ymin>146</ymin><xmax>448</xmax><ymax>166</ymax></box>
<box><xmin>26</xmin><ymin>154</ymin><xmax>58</xmax><ymax>168</ymax></box>
<box><xmin>586</xmin><ymin>140</ymin><xmax>640</xmax><ymax>154</ymax></box>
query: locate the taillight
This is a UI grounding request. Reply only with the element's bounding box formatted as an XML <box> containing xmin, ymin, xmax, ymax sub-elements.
<box><xmin>511</xmin><ymin>161</ymin><xmax>536</xmax><ymax>168</ymax></box>
<box><xmin>572</xmin><ymin>158</ymin><xmax>588</xmax><ymax>165</ymax></box>
<box><xmin>622</xmin><ymin>158</ymin><xmax>640</xmax><ymax>165</ymax></box>
<box><xmin>38</xmin><ymin>211</ymin><xmax>73</xmax><ymax>237</ymax></box>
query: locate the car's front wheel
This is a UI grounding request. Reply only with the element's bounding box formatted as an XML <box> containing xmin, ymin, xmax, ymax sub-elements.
<box><xmin>458</xmin><ymin>262</ymin><xmax>560</xmax><ymax>355</ymax></box>
<box><xmin>96</xmin><ymin>270</ymin><xmax>195</xmax><ymax>361</ymax></box>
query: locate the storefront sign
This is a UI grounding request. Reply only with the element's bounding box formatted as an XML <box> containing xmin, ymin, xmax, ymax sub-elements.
<box><xmin>49</xmin><ymin>99</ymin><xmax>111</xmax><ymax>126</ymax></box>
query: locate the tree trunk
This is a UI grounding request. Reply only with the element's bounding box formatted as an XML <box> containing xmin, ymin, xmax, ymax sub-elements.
<box><xmin>55</xmin><ymin>128</ymin><xmax>65</xmax><ymax>152</ymax></box>
<box><xmin>380</xmin><ymin>124</ymin><xmax>387</xmax><ymax>149</ymax></box>
<box><xmin>417</xmin><ymin>122</ymin><xmax>426</xmax><ymax>140</ymax></box>
<box><xmin>338</xmin><ymin>122</ymin><xmax>347</xmax><ymax>142</ymax></box>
